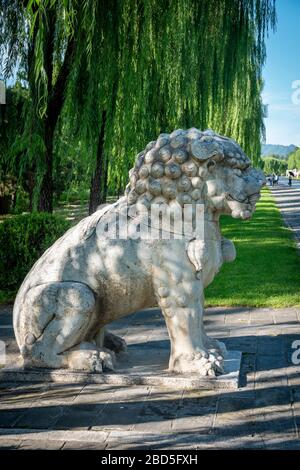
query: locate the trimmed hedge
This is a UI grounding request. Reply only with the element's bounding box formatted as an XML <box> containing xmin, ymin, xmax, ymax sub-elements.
<box><xmin>0</xmin><ymin>213</ymin><xmax>71</xmax><ymax>291</ymax></box>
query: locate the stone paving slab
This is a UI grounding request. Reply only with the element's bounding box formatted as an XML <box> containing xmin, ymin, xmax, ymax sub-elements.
<box><xmin>0</xmin><ymin>304</ymin><xmax>300</xmax><ymax>449</ymax></box>
<box><xmin>1</xmin><ymin>428</ymin><xmax>299</xmax><ymax>450</ymax></box>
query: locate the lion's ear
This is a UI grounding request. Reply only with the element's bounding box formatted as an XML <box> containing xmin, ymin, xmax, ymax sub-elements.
<box><xmin>191</xmin><ymin>140</ymin><xmax>223</xmax><ymax>162</ymax></box>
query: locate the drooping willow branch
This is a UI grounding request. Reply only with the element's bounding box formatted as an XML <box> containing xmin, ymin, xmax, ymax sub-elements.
<box><xmin>0</xmin><ymin>0</ymin><xmax>276</xmax><ymax>203</ymax></box>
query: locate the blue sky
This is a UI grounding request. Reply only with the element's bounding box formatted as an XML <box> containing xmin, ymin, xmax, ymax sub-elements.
<box><xmin>262</xmin><ymin>0</ymin><xmax>300</xmax><ymax>146</ymax></box>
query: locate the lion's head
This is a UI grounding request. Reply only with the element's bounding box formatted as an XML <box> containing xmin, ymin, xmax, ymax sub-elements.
<box><xmin>125</xmin><ymin>128</ymin><xmax>265</xmax><ymax>220</ymax></box>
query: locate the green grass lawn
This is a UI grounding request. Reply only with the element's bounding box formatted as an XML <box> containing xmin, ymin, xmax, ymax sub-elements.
<box><xmin>205</xmin><ymin>188</ymin><xmax>300</xmax><ymax>307</ymax></box>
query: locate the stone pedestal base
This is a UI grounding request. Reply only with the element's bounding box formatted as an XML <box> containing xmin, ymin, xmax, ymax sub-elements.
<box><xmin>0</xmin><ymin>344</ymin><xmax>242</xmax><ymax>390</ymax></box>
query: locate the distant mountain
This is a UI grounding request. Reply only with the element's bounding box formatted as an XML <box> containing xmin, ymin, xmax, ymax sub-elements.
<box><xmin>261</xmin><ymin>144</ymin><xmax>298</xmax><ymax>159</ymax></box>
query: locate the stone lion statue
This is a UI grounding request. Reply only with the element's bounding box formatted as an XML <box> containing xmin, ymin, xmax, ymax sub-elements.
<box><xmin>13</xmin><ymin>128</ymin><xmax>264</xmax><ymax>376</ymax></box>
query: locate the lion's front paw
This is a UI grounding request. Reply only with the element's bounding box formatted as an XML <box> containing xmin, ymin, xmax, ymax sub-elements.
<box><xmin>66</xmin><ymin>343</ymin><xmax>116</xmax><ymax>373</ymax></box>
<box><xmin>170</xmin><ymin>349</ymin><xmax>224</xmax><ymax>377</ymax></box>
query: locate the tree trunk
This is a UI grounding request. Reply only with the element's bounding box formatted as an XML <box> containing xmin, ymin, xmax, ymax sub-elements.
<box><xmin>89</xmin><ymin>111</ymin><xmax>108</xmax><ymax>214</ymax></box>
<box><xmin>38</xmin><ymin>126</ymin><xmax>54</xmax><ymax>212</ymax></box>
<box><xmin>36</xmin><ymin>9</ymin><xmax>75</xmax><ymax>213</ymax></box>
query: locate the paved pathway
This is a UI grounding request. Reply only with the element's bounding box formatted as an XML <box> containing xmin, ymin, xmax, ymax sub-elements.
<box><xmin>270</xmin><ymin>178</ymin><xmax>300</xmax><ymax>247</ymax></box>
<box><xmin>1</xmin><ymin>304</ymin><xmax>300</xmax><ymax>449</ymax></box>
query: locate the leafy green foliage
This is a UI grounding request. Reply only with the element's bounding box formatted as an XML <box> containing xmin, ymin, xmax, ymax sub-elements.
<box><xmin>0</xmin><ymin>85</ymin><xmax>28</xmax><ymax>178</ymax></box>
<box><xmin>288</xmin><ymin>148</ymin><xmax>300</xmax><ymax>170</ymax></box>
<box><xmin>10</xmin><ymin>188</ymin><xmax>30</xmax><ymax>214</ymax></box>
<box><xmin>0</xmin><ymin>0</ymin><xmax>27</xmax><ymax>78</ymax></box>
<box><xmin>61</xmin><ymin>0</ymin><xmax>277</xmax><ymax>195</ymax></box>
<box><xmin>263</xmin><ymin>156</ymin><xmax>288</xmax><ymax>174</ymax></box>
<box><xmin>0</xmin><ymin>213</ymin><xmax>70</xmax><ymax>291</ymax></box>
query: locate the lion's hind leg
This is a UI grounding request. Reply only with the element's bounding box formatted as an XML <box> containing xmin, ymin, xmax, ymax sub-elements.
<box><xmin>19</xmin><ymin>282</ymin><xmax>114</xmax><ymax>372</ymax></box>
<box><xmin>94</xmin><ymin>329</ymin><xmax>127</xmax><ymax>354</ymax></box>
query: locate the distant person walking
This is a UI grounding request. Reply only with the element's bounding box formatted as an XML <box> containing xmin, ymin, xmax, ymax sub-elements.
<box><xmin>288</xmin><ymin>174</ymin><xmax>292</xmax><ymax>186</ymax></box>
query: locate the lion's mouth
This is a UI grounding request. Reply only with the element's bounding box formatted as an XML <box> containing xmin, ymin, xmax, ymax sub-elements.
<box><xmin>226</xmin><ymin>192</ymin><xmax>260</xmax><ymax>204</ymax></box>
<box><xmin>225</xmin><ymin>192</ymin><xmax>261</xmax><ymax>219</ymax></box>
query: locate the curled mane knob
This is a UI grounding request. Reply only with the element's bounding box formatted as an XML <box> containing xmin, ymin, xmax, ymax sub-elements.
<box><xmin>187</xmin><ymin>128</ymin><xmax>202</xmax><ymax>140</ymax></box>
<box><xmin>182</xmin><ymin>160</ymin><xmax>198</xmax><ymax>177</ymax></box>
<box><xmin>135</xmin><ymin>180</ymin><xmax>147</xmax><ymax>195</ymax></box>
<box><xmin>144</xmin><ymin>149</ymin><xmax>157</xmax><ymax>164</ymax></box>
<box><xmin>145</xmin><ymin>141</ymin><xmax>156</xmax><ymax>152</ymax></box>
<box><xmin>151</xmin><ymin>162</ymin><xmax>165</xmax><ymax>178</ymax></box>
<box><xmin>158</xmin><ymin>146</ymin><xmax>172</xmax><ymax>163</ymax></box>
<box><xmin>162</xmin><ymin>181</ymin><xmax>177</xmax><ymax>199</ymax></box>
<box><xmin>165</xmin><ymin>162</ymin><xmax>182</xmax><ymax>179</ymax></box>
<box><xmin>170</xmin><ymin>130</ymin><xmax>186</xmax><ymax>149</ymax></box>
<box><xmin>191</xmin><ymin>139</ymin><xmax>223</xmax><ymax>161</ymax></box>
<box><xmin>173</xmin><ymin>149</ymin><xmax>188</xmax><ymax>164</ymax></box>
<box><xmin>128</xmin><ymin>190</ymin><xmax>139</xmax><ymax>204</ymax></box>
<box><xmin>177</xmin><ymin>175</ymin><xmax>191</xmax><ymax>192</ymax></box>
<box><xmin>148</xmin><ymin>178</ymin><xmax>162</xmax><ymax>196</ymax></box>
<box><xmin>155</xmin><ymin>134</ymin><xmax>170</xmax><ymax>149</ymax></box>
<box><xmin>139</xmin><ymin>165</ymin><xmax>150</xmax><ymax>179</ymax></box>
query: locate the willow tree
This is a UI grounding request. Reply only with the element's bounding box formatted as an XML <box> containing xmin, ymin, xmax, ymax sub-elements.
<box><xmin>1</xmin><ymin>0</ymin><xmax>276</xmax><ymax>212</ymax></box>
<box><xmin>24</xmin><ymin>1</ymin><xmax>78</xmax><ymax>212</ymax></box>
<box><xmin>62</xmin><ymin>0</ymin><xmax>276</xmax><ymax>211</ymax></box>
<box><xmin>63</xmin><ymin>0</ymin><xmax>121</xmax><ymax>213</ymax></box>
<box><xmin>0</xmin><ymin>0</ymin><xmax>78</xmax><ymax>212</ymax></box>
<box><xmin>0</xmin><ymin>84</ymin><xmax>32</xmax><ymax>209</ymax></box>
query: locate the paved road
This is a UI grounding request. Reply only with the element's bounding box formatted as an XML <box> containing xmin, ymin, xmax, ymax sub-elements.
<box><xmin>268</xmin><ymin>176</ymin><xmax>300</xmax><ymax>189</ymax></box>
<box><xmin>0</xmin><ymin>304</ymin><xmax>300</xmax><ymax>449</ymax></box>
<box><xmin>269</xmin><ymin>179</ymin><xmax>300</xmax><ymax>246</ymax></box>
